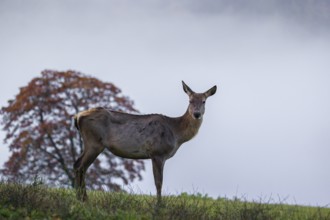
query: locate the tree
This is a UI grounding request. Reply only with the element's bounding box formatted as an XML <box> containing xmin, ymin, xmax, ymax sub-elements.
<box><xmin>0</xmin><ymin>70</ymin><xmax>145</xmax><ymax>191</ymax></box>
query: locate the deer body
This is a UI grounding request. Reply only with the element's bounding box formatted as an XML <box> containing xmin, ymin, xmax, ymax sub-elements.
<box><xmin>74</xmin><ymin>81</ymin><xmax>216</xmax><ymax>201</ymax></box>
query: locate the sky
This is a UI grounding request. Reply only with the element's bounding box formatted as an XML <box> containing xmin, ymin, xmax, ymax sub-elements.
<box><xmin>1</xmin><ymin>0</ymin><xmax>330</xmax><ymax>206</ymax></box>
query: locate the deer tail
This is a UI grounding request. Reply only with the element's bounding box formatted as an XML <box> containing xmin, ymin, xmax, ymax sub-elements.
<box><xmin>73</xmin><ymin>114</ymin><xmax>80</xmax><ymax>130</ymax></box>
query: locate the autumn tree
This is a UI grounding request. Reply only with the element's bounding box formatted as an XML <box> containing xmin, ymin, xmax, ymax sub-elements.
<box><xmin>0</xmin><ymin>70</ymin><xmax>145</xmax><ymax>190</ymax></box>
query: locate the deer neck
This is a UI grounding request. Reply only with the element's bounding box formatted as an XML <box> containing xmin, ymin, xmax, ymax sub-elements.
<box><xmin>175</xmin><ymin>109</ymin><xmax>203</xmax><ymax>145</ymax></box>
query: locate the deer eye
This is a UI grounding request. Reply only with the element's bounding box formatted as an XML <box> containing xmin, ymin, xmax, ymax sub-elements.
<box><xmin>202</xmin><ymin>101</ymin><xmax>206</xmax><ymax>104</ymax></box>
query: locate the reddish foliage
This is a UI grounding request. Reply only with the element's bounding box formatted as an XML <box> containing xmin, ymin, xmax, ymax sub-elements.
<box><xmin>0</xmin><ymin>70</ymin><xmax>145</xmax><ymax>190</ymax></box>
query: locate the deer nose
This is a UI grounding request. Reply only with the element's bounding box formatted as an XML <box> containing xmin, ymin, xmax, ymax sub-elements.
<box><xmin>193</xmin><ymin>112</ymin><xmax>201</xmax><ymax>119</ymax></box>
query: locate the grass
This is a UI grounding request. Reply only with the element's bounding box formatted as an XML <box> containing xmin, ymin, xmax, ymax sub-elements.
<box><xmin>0</xmin><ymin>180</ymin><xmax>329</xmax><ymax>219</ymax></box>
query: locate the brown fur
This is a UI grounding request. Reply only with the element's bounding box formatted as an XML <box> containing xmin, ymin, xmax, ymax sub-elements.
<box><xmin>73</xmin><ymin>81</ymin><xmax>217</xmax><ymax>202</ymax></box>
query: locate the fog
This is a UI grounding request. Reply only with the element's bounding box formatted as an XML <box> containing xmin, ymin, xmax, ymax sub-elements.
<box><xmin>0</xmin><ymin>0</ymin><xmax>329</xmax><ymax>206</ymax></box>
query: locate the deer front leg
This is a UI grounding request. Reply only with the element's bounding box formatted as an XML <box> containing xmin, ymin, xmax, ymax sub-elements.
<box><xmin>152</xmin><ymin>157</ymin><xmax>165</xmax><ymax>203</ymax></box>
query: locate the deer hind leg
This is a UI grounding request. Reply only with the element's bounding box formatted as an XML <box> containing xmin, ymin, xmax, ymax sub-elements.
<box><xmin>152</xmin><ymin>157</ymin><xmax>165</xmax><ymax>203</ymax></box>
<box><xmin>74</xmin><ymin>153</ymin><xmax>85</xmax><ymax>201</ymax></box>
<box><xmin>74</xmin><ymin>145</ymin><xmax>103</xmax><ymax>201</ymax></box>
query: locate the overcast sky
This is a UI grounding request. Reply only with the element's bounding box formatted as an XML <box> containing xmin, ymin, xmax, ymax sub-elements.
<box><xmin>1</xmin><ymin>0</ymin><xmax>330</xmax><ymax>206</ymax></box>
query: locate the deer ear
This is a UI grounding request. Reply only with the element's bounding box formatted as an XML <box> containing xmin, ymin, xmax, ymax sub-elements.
<box><xmin>205</xmin><ymin>85</ymin><xmax>217</xmax><ymax>98</ymax></box>
<box><xmin>182</xmin><ymin>81</ymin><xmax>194</xmax><ymax>96</ymax></box>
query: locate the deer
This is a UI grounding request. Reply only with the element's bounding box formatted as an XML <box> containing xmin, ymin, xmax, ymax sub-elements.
<box><xmin>73</xmin><ymin>81</ymin><xmax>217</xmax><ymax>202</ymax></box>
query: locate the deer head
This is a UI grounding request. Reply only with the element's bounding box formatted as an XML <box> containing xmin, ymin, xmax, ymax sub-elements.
<box><xmin>182</xmin><ymin>81</ymin><xmax>217</xmax><ymax>120</ymax></box>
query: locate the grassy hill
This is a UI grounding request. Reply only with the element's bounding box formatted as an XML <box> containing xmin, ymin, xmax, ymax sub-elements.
<box><xmin>0</xmin><ymin>181</ymin><xmax>329</xmax><ymax>219</ymax></box>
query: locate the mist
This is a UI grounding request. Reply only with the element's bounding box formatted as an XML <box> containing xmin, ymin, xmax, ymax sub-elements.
<box><xmin>0</xmin><ymin>0</ymin><xmax>329</xmax><ymax>206</ymax></box>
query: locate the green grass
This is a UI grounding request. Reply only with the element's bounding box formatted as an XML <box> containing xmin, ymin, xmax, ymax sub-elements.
<box><xmin>0</xmin><ymin>181</ymin><xmax>329</xmax><ymax>219</ymax></box>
